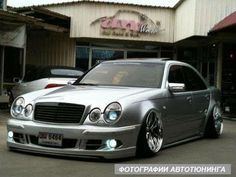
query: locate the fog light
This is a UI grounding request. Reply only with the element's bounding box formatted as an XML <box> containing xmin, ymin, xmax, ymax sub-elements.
<box><xmin>106</xmin><ymin>139</ymin><xmax>117</xmax><ymax>149</ymax></box>
<box><xmin>8</xmin><ymin>131</ymin><xmax>13</xmax><ymax>138</ymax></box>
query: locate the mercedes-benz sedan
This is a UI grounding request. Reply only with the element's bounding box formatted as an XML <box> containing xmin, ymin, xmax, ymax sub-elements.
<box><xmin>7</xmin><ymin>59</ymin><xmax>223</xmax><ymax>159</ymax></box>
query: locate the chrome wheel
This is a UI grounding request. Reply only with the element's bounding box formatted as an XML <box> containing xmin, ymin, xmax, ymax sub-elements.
<box><xmin>213</xmin><ymin>106</ymin><xmax>223</xmax><ymax>135</ymax></box>
<box><xmin>145</xmin><ymin>111</ymin><xmax>163</xmax><ymax>153</ymax></box>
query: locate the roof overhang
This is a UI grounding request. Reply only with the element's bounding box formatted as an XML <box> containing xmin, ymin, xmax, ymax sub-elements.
<box><xmin>174</xmin><ymin>36</ymin><xmax>209</xmax><ymax>47</ymax></box>
<box><xmin>209</xmin><ymin>11</ymin><xmax>236</xmax><ymax>34</ymax></box>
<box><xmin>0</xmin><ymin>9</ymin><xmax>69</xmax><ymax>33</ymax></box>
<box><xmin>11</xmin><ymin>0</ymin><xmax>175</xmax><ymax>9</ymax></box>
<box><xmin>12</xmin><ymin>7</ymin><xmax>70</xmax><ymax>29</ymax></box>
<box><xmin>173</xmin><ymin>0</ymin><xmax>185</xmax><ymax>9</ymax></box>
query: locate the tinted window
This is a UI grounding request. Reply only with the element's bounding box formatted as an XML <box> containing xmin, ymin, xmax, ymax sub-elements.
<box><xmin>76</xmin><ymin>62</ymin><xmax>164</xmax><ymax>88</ymax></box>
<box><xmin>76</xmin><ymin>47</ymin><xmax>89</xmax><ymax>71</ymax></box>
<box><xmin>183</xmin><ymin>66</ymin><xmax>207</xmax><ymax>91</ymax></box>
<box><xmin>168</xmin><ymin>65</ymin><xmax>185</xmax><ymax>84</ymax></box>
<box><xmin>127</xmin><ymin>51</ymin><xmax>157</xmax><ymax>58</ymax></box>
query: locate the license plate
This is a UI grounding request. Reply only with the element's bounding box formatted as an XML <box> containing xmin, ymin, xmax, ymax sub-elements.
<box><xmin>38</xmin><ymin>132</ymin><xmax>63</xmax><ymax>147</ymax></box>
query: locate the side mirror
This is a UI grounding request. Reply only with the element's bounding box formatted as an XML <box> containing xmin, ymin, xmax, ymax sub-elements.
<box><xmin>168</xmin><ymin>83</ymin><xmax>185</xmax><ymax>92</ymax></box>
<box><xmin>13</xmin><ymin>77</ymin><xmax>22</xmax><ymax>83</ymax></box>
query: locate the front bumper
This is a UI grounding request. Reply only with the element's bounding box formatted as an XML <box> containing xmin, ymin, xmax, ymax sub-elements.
<box><xmin>7</xmin><ymin>119</ymin><xmax>141</xmax><ymax>159</ymax></box>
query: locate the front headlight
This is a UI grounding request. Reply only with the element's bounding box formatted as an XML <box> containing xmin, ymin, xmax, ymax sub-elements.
<box><xmin>11</xmin><ymin>97</ymin><xmax>33</xmax><ymax>119</ymax></box>
<box><xmin>104</xmin><ymin>102</ymin><xmax>122</xmax><ymax>124</ymax></box>
<box><xmin>89</xmin><ymin>108</ymin><xmax>101</xmax><ymax>122</ymax></box>
<box><xmin>24</xmin><ymin>104</ymin><xmax>33</xmax><ymax>117</ymax></box>
<box><xmin>11</xmin><ymin>97</ymin><xmax>25</xmax><ymax>117</ymax></box>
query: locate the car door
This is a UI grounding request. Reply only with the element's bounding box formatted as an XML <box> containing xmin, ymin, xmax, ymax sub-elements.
<box><xmin>164</xmin><ymin>65</ymin><xmax>195</xmax><ymax>144</ymax></box>
<box><xmin>183</xmin><ymin>66</ymin><xmax>210</xmax><ymax>135</ymax></box>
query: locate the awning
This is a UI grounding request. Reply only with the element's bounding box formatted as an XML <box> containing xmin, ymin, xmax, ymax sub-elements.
<box><xmin>210</xmin><ymin>11</ymin><xmax>236</xmax><ymax>33</ymax></box>
<box><xmin>0</xmin><ymin>9</ymin><xmax>70</xmax><ymax>33</ymax></box>
<box><xmin>0</xmin><ymin>22</ymin><xmax>26</xmax><ymax>48</ymax></box>
<box><xmin>13</xmin><ymin>7</ymin><xmax>70</xmax><ymax>29</ymax></box>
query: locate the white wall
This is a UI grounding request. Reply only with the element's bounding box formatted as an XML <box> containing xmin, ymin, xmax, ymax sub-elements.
<box><xmin>47</xmin><ymin>2</ymin><xmax>175</xmax><ymax>43</ymax></box>
<box><xmin>194</xmin><ymin>0</ymin><xmax>236</xmax><ymax>36</ymax></box>
<box><xmin>46</xmin><ymin>0</ymin><xmax>236</xmax><ymax>43</ymax></box>
<box><xmin>175</xmin><ymin>0</ymin><xmax>236</xmax><ymax>42</ymax></box>
<box><xmin>174</xmin><ymin>0</ymin><xmax>196</xmax><ymax>42</ymax></box>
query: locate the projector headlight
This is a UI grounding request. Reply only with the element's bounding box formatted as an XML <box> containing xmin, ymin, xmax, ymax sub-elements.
<box><xmin>104</xmin><ymin>102</ymin><xmax>122</xmax><ymax>124</ymax></box>
<box><xmin>89</xmin><ymin>108</ymin><xmax>101</xmax><ymax>122</ymax></box>
<box><xmin>11</xmin><ymin>97</ymin><xmax>33</xmax><ymax>119</ymax></box>
<box><xmin>24</xmin><ymin>104</ymin><xmax>33</xmax><ymax>117</ymax></box>
<box><xmin>11</xmin><ymin>97</ymin><xmax>25</xmax><ymax>118</ymax></box>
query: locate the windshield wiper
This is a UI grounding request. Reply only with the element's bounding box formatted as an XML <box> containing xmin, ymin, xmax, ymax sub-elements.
<box><xmin>76</xmin><ymin>83</ymin><xmax>98</xmax><ymax>86</ymax></box>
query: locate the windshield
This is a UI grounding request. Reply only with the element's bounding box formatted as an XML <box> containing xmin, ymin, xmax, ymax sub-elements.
<box><xmin>74</xmin><ymin>62</ymin><xmax>164</xmax><ymax>88</ymax></box>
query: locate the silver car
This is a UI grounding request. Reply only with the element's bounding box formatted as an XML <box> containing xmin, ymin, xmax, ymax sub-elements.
<box><xmin>7</xmin><ymin>59</ymin><xmax>223</xmax><ymax>159</ymax></box>
<box><xmin>10</xmin><ymin>65</ymin><xmax>84</xmax><ymax>101</ymax></box>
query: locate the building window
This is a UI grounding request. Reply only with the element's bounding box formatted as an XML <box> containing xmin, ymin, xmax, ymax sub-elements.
<box><xmin>160</xmin><ymin>46</ymin><xmax>174</xmax><ymax>59</ymax></box>
<box><xmin>127</xmin><ymin>51</ymin><xmax>157</xmax><ymax>58</ymax></box>
<box><xmin>92</xmin><ymin>49</ymin><xmax>124</xmax><ymax>66</ymax></box>
<box><xmin>76</xmin><ymin>43</ymin><xmax>164</xmax><ymax>70</ymax></box>
<box><xmin>178</xmin><ymin>48</ymin><xmax>198</xmax><ymax>68</ymax></box>
<box><xmin>76</xmin><ymin>47</ymin><xmax>89</xmax><ymax>71</ymax></box>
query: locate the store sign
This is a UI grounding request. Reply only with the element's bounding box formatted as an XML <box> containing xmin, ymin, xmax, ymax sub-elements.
<box><xmin>91</xmin><ymin>10</ymin><xmax>162</xmax><ymax>37</ymax></box>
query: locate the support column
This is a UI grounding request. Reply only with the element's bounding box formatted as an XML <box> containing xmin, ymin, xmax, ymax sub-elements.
<box><xmin>0</xmin><ymin>46</ymin><xmax>5</xmax><ymax>96</ymax></box>
<box><xmin>124</xmin><ymin>50</ymin><xmax>127</xmax><ymax>59</ymax></box>
<box><xmin>216</xmin><ymin>43</ymin><xmax>223</xmax><ymax>90</ymax></box>
<box><xmin>21</xmin><ymin>47</ymin><xmax>26</xmax><ymax>79</ymax></box>
<box><xmin>88</xmin><ymin>47</ymin><xmax>92</xmax><ymax>69</ymax></box>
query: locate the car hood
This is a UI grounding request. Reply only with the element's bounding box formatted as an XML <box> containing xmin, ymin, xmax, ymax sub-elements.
<box><xmin>34</xmin><ymin>85</ymin><xmax>156</xmax><ymax>107</ymax></box>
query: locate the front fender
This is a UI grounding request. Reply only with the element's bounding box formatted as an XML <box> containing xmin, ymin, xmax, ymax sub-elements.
<box><xmin>116</xmin><ymin>100</ymin><xmax>162</xmax><ymax>127</ymax></box>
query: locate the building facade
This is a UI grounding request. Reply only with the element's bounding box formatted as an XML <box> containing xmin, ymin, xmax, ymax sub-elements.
<box><xmin>18</xmin><ymin>0</ymin><xmax>236</xmax><ymax>115</ymax></box>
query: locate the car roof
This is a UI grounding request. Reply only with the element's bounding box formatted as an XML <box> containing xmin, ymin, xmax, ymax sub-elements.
<box><xmin>103</xmin><ymin>58</ymin><xmax>188</xmax><ymax>66</ymax></box>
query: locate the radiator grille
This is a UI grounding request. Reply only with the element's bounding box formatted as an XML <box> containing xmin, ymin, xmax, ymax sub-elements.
<box><xmin>34</xmin><ymin>103</ymin><xmax>85</xmax><ymax>123</ymax></box>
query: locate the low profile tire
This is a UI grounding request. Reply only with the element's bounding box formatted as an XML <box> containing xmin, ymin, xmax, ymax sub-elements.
<box><xmin>205</xmin><ymin>105</ymin><xmax>223</xmax><ymax>138</ymax></box>
<box><xmin>136</xmin><ymin>110</ymin><xmax>163</xmax><ymax>157</ymax></box>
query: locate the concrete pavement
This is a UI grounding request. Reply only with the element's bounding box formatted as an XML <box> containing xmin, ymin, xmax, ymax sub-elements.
<box><xmin>0</xmin><ymin>110</ymin><xmax>236</xmax><ymax>177</ymax></box>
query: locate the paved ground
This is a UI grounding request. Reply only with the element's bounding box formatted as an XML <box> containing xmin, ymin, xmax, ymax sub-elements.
<box><xmin>0</xmin><ymin>110</ymin><xmax>235</xmax><ymax>177</ymax></box>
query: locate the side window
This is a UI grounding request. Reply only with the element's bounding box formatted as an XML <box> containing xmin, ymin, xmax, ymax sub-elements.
<box><xmin>168</xmin><ymin>65</ymin><xmax>185</xmax><ymax>84</ymax></box>
<box><xmin>183</xmin><ymin>66</ymin><xmax>207</xmax><ymax>91</ymax></box>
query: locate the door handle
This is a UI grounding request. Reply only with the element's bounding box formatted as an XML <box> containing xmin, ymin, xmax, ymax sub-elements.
<box><xmin>186</xmin><ymin>96</ymin><xmax>192</xmax><ymax>103</ymax></box>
